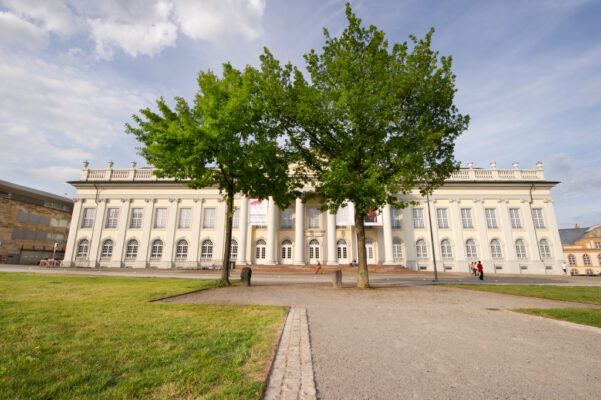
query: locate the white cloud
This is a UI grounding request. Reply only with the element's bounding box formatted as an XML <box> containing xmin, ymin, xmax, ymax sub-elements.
<box><xmin>0</xmin><ymin>11</ymin><xmax>47</xmax><ymax>47</ymax></box>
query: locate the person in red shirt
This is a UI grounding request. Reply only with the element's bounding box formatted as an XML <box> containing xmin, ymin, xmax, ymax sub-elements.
<box><xmin>477</xmin><ymin>261</ymin><xmax>483</xmax><ymax>280</ymax></box>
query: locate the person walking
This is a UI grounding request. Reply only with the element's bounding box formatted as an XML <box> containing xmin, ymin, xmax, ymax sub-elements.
<box><xmin>562</xmin><ymin>262</ymin><xmax>567</xmax><ymax>276</ymax></box>
<box><xmin>477</xmin><ymin>260</ymin><xmax>483</xmax><ymax>280</ymax></box>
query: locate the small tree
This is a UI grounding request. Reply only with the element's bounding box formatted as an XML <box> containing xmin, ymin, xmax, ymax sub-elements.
<box><xmin>260</xmin><ymin>3</ymin><xmax>469</xmax><ymax>288</ymax></box>
<box><xmin>127</xmin><ymin>63</ymin><xmax>298</xmax><ymax>286</ymax></box>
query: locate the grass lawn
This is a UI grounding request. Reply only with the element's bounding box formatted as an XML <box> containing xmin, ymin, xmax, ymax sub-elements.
<box><xmin>448</xmin><ymin>284</ymin><xmax>601</xmax><ymax>328</ymax></box>
<box><xmin>0</xmin><ymin>273</ymin><xmax>288</xmax><ymax>399</ymax></box>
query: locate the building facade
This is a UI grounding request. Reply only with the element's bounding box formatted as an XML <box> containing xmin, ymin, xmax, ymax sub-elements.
<box><xmin>63</xmin><ymin>161</ymin><xmax>565</xmax><ymax>275</ymax></box>
<box><xmin>0</xmin><ymin>180</ymin><xmax>73</xmax><ymax>264</ymax></box>
<box><xmin>559</xmin><ymin>225</ymin><xmax>601</xmax><ymax>275</ymax></box>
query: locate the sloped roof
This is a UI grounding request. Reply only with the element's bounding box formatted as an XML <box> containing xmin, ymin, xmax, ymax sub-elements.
<box><xmin>559</xmin><ymin>228</ymin><xmax>589</xmax><ymax>245</ymax></box>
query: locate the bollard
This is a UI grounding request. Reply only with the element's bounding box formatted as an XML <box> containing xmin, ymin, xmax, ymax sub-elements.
<box><xmin>333</xmin><ymin>270</ymin><xmax>342</xmax><ymax>288</ymax></box>
<box><xmin>241</xmin><ymin>267</ymin><xmax>252</xmax><ymax>287</ymax></box>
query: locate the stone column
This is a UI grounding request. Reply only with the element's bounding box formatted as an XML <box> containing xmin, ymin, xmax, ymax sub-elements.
<box><xmin>326</xmin><ymin>210</ymin><xmax>338</xmax><ymax>265</ymax></box>
<box><xmin>498</xmin><ymin>199</ymin><xmax>517</xmax><ymax>273</ymax></box>
<box><xmin>474</xmin><ymin>199</ymin><xmax>491</xmax><ymax>262</ymax></box>
<box><xmin>215</xmin><ymin>200</ymin><xmax>226</xmax><ymax>267</ymax></box>
<box><xmin>237</xmin><ymin>196</ymin><xmax>249</xmax><ymax>265</ymax></box>
<box><xmin>522</xmin><ymin>200</ymin><xmax>545</xmax><ymax>273</ymax></box>
<box><xmin>110</xmin><ymin>198</ymin><xmax>131</xmax><ymax>268</ymax></box>
<box><xmin>449</xmin><ymin>199</ymin><xmax>467</xmax><ymax>271</ymax></box>
<box><xmin>88</xmin><ymin>199</ymin><xmax>107</xmax><ymax>267</ymax></box>
<box><xmin>545</xmin><ymin>199</ymin><xmax>564</xmax><ymax>273</ymax></box>
<box><xmin>382</xmin><ymin>204</ymin><xmax>394</xmax><ymax>264</ymax></box>
<box><xmin>63</xmin><ymin>199</ymin><xmax>82</xmax><ymax>267</ymax></box>
<box><xmin>403</xmin><ymin>206</ymin><xmax>416</xmax><ymax>270</ymax></box>
<box><xmin>134</xmin><ymin>198</ymin><xmax>154</xmax><ymax>268</ymax></box>
<box><xmin>294</xmin><ymin>198</ymin><xmax>305</xmax><ymax>265</ymax></box>
<box><xmin>188</xmin><ymin>198</ymin><xmax>203</xmax><ymax>268</ymax></box>
<box><xmin>265</xmin><ymin>197</ymin><xmax>277</xmax><ymax>265</ymax></box>
<box><xmin>160</xmin><ymin>199</ymin><xmax>178</xmax><ymax>269</ymax></box>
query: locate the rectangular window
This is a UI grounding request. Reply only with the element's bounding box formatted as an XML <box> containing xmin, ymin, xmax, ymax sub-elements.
<box><xmin>203</xmin><ymin>208</ymin><xmax>216</xmax><ymax>229</ymax></box>
<box><xmin>232</xmin><ymin>209</ymin><xmax>239</xmax><ymax>228</ymax></box>
<box><xmin>308</xmin><ymin>208</ymin><xmax>320</xmax><ymax>229</ymax></box>
<box><xmin>105</xmin><ymin>208</ymin><xmax>119</xmax><ymax>229</ymax></box>
<box><xmin>461</xmin><ymin>208</ymin><xmax>473</xmax><ymax>229</ymax></box>
<box><xmin>50</xmin><ymin>218</ymin><xmax>70</xmax><ymax>228</ymax></box>
<box><xmin>130</xmin><ymin>208</ymin><xmax>143</xmax><ymax>229</ymax></box>
<box><xmin>154</xmin><ymin>208</ymin><xmax>167</xmax><ymax>229</ymax></box>
<box><xmin>436</xmin><ymin>208</ymin><xmax>449</xmax><ymax>229</ymax></box>
<box><xmin>485</xmin><ymin>208</ymin><xmax>498</xmax><ymax>229</ymax></box>
<box><xmin>178</xmin><ymin>208</ymin><xmax>191</xmax><ymax>229</ymax></box>
<box><xmin>281</xmin><ymin>209</ymin><xmax>293</xmax><ymax>229</ymax></box>
<box><xmin>81</xmin><ymin>208</ymin><xmax>95</xmax><ymax>228</ymax></box>
<box><xmin>412</xmin><ymin>208</ymin><xmax>424</xmax><ymax>228</ymax></box>
<box><xmin>391</xmin><ymin>208</ymin><xmax>402</xmax><ymax>229</ymax></box>
<box><xmin>509</xmin><ymin>208</ymin><xmax>522</xmax><ymax>229</ymax></box>
<box><xmin>532</xmin><ymin>208</ymin><xmax>545</xmax><ymax>228</ymax></box>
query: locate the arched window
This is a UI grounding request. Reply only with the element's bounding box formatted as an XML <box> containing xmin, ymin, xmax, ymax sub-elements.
<box><xmin>416</xmin><ymin>239</ymin><xmax>427</xmax><ymax>258</ymax></box>
<box><xmin>465</xmin><ymin>239</ymin><xmax>477</xmax><ymax>259</ymax></box>
<box><xmin>392</xmin><ymin>238</ymin><xmax>403</xmax><ymax>261</ymax></box>
<box><xmin>539</xmin><ymin>239</ymin><xmax>551</xmax><ymax>259</ymax></box>
<box><xmin>125</xmin><ymin>240</ymin><xmax>138</xmax><ymax>259</ymax></box>
<box><xmin>281</xmin><ymin>239</ymin><xmax>292</xmax><ymax>262</ymax></box>
<box><xmin>151</xmin><ymin>240</ymin><xmax>163</xmax><ymax>259</ymax></box>
<box><xmin>568</xmin><ymin>254</ymin><xmax>576</xmax><ymax>265</ymax></box>
<box><xmin>230</xmin><ymin>239</ymin><xmax>238</xmax><ymax>261</ymax></box>
<box><xmin>309</xmin><ymin>239</ymin><xmax>320</xmax><ymax>261</ymax></box>
<box><xmin>515</xmin><ymin>239</ymin><xmax>527</xmax><ymax>259</ymax></box>
<box><xmin>337</xmin><ymin>239</ymin><xmax>348</xmax><ymax>261</ymax></box>
<box><xmin>583</xmin><ymin>254</ymin><xmax>591</xmax><ymax>266</ymax></box>
<box><xmin>199</xmin><ymin>239</ymin><xmax>211</xmax><ymax>259</ymax></box>
<box><xmin>177</xmin><ymin>239</ymin><xmax>189</xmax><ymax>259</ymax></box>
<box><xmin>490</xmin><ymin>239</ymin><xmax>502</xmax><ymax>259</ymax></box>
<box><xmin>441</xmin><ymin>239</ymin><xmax>452</xmax><ymax>258</ymax></box>
<box><xmin>255</xmin><ymin>239</ymin><xmax>266</xmax><ymax>260</ymax></box>
<box><xmin>100</xmin><ymin>239</ymin><xmax>113</xmax><ymax>259</ymax></box>
<box><xmin>76</xmin><ymin>239</ymin><xmax>89</xmax><ymax>258</ymax></box>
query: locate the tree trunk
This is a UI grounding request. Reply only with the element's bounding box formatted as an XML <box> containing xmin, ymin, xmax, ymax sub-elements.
<box><xmin>220</xmin><ymin>189</ymin><xmax>234</xmax><ymax>286</ymax></box>
<box><xmin>354</xmin><ymin>206</ymin><xmax>370</xmax><ymax>288</ymax></box>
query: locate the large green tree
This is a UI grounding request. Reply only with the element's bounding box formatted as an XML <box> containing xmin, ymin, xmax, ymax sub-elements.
<box><xmin>126</xmin><ymin>63</ymin><xmax>298</xmax><ymax>286</ymax></box>
<box><xmin>260</xmin><ymin>3</ymin><xmax>469</xmax><ymax>288</ymax></box>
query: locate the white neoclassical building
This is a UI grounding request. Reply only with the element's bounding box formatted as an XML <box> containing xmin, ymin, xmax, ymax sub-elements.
<box><xmin>63</xmin><ymin>161</ymin><xmax>565</xmax><ymax>275</ymax></box>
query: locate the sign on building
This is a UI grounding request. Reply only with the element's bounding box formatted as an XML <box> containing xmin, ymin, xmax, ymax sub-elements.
<box><xmin>364</xmin><ymin>209</ymin><xmax>382</xmax><ymax>226</ymax></box>
<box><xmin>249</xmin><ymin>199</ymin><xmax>268</xmax><ymax>226</ymax></box>
<box><xmin>336</xmin><ymin>203</ymin><xmax>355</xmax><ymax>226</ymax></box>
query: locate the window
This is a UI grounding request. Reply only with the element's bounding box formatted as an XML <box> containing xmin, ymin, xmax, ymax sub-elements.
<box><xmin>178</xmin><ymin>208</ymin><xmax>191</xmax><ymax>229</ymax></box>
<box><xmin>568</xmin><ymin>254</ymin><xmax>575</xmax><ymax>265</ymax></box>
<box><xmin>461</xmin><ymin>208</ymin><xmax>473</xmax><ymax>229</ymax></box>
<box><xmin>81</xmin><ymin>208</ymin><xmax>95</xmax><ymax>228</ymax></box>
<box><xmin>364</xmin><ymin>210</ymin><xmax>378</xmax><ymax>224</ymax></box>
<box><xmin>230</xmin><ymin>239</ymin><xmax>238</xmax><ymax>260</ymax></box>
<box><xmin>539</xmin><ymin>239</ymin><xmax>551</xmax><ymax>258</ymax></box>
<box><xmin>50</xmin><ymin>218</ymin><xmax>70</xmax><ymax>228</ymax></box>
<box><xmin>105</xmin><ymin>208</ymin><xmax>119</xmax><ymax>229</ymax></box>
<box><xmin>281</xmin><ymin>239</ymin><xmax>292</xmax><ymax>260</ymax></box>
<box><xmin>532</xmin><ymin>208</ymin><xmax>545</xmax><ymax>228</ymax></box>
<box><xmin>130</xmin><ymin>208</ymin><xmax>143</xmax><ymax>229</ymax></box>
<box><xmin>465</xmin><ymin>239</ymin><xmax>478</xmax><ymax>259</ymax></box>
<box><xmin>154</xmin><ymin>208</ymin><xmax>167</xmax><ymax>228</ymax></box>
<box><xmin>203</xmin><ymin>208</ymin><xmax>216</xmax><ymax>229</ymax></box>
<box><xmin>416</xmin><ymin>239</ymin><xmax>427</xmax><ymax>258</ymax></box>
<box><xmin>441</xmin><ymin>239</ymin><xmax>452</xmax><ymax>258</ymax></box>
<box><xmin>151</xmin><ymin>240</ymin><xmax>163</xmax><ymax>259</ymax></box>
<box><xmin>47</xmin><ymin>233</ymin><xmax>67</xmax><ymax>242</ymax></box>
<box><xmin>509</xmin><ymin>208</ymin><xmax>521</xmax><ymax>229</ymax></box>
<box><xmin>281</xmin><ymin>209</ymin><xmax>293</xmax><ymax>229</ymax></box>
<box><xmin>392</xmin><ymin>238</ymin><xmax>403</xmax><ymax>260</ymax></box>
<box><xmin>100</xmin><ymin>239</ymin><xmax>113</xmax><ymax>258</ymax></box>
<box><xmin>595</xmin><ymin>242</ymin><xmax>601</xmax><ymax>249</ymax></box>
<box><xmin>308</xmin><ymin>208</ymin><xmax>320</xmax><ymax>229</ymax></box>
<box><xmin>515</xmin><ymin>239</ymin><xmax>527</xmax><ymax>259</ymax></box>
<box><xmin>337</xmin><ymin>239</ymin><xmax>348</xmax><ymax>260</ymax></box>
<box><xmin>391</xmin><ymin>208</ymin><xmax>402</xmax><ymax>229</ymax></box>
<box><xmin>485</xmin><ymin>208</ymin><xmax>498</xmax><ymax>229</ymax></box>
<box><xmin>437</xmin><ymin>208</ymin><xmax>449</xmax><ymax>229</ymax></box>
<box><xmin>125</xmin><ymin>240</ymin><xmax>138</xmax><ymax>259</ymax></box>
<box><xmin>76</xmin><ymin>239</ymin><xmax>89</xmax><ymax>258</ymax></box>
<box><xmin>256</xmin><ymin>239</ymin><xmax>266</xmax><ymax>260</ymax></box>
<box><xmin>309</xmin><ymin>239</ymin><xmax>320</xmax><ymax>260</ymax></box>
<box><xmin>490</xmin><ymin>239</ymin><xmax>503</xmax><ymax>259</ymax></box>
<box><xmin>583</xmin><ymin>254</ymin><xmax>591</xmax><ymax>266</ymax></box>
<box><xmin>232</xmin><ymin>209</ymin><xmax>240</xmax><ymax>229</ymax></box>
<box><xmin>413</xmin><ymin>208</ymin><xmax>424</xmax><ymax>228</ymax></box>
<box><xmin>177</xmin><ymin>239</ymin><xmax>190</xmax><ymax>259</ymax></box>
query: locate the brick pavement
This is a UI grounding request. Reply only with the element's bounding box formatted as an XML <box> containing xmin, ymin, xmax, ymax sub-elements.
<box><xmin>263</xmin><ymin>307</ymin><xmax>317</xmax><ymax>400</ymax></box>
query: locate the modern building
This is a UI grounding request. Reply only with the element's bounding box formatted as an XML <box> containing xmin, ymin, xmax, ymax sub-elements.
<box><xmin>559</xmin><ymin>224</ymin><xmax>601</xmax><ymax>275</ymax></box>
<box><xmin>63</xmin><ymin>161</ymin><xmax>564</xmax><ymax>274</ymax></box>
<box><xmin>0</xmin><ymin>180</ymin><xmax>73</xmax><ymax>264</ymax></box>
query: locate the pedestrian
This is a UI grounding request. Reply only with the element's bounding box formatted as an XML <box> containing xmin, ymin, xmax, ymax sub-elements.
<box><xmin>562</xmin><ymin>262</ymin><xmax>567</xmax><ymax>276</ymax></box>
<box><xmin>472</xmin><ymin>261</ymin><xmax>477</xmax><ymax>277</ymax></box>
<box><xmin>314</xmin><ymin>260</ymin><xmax>322</xmax><ymax>274</ymax></box>
<box><xmin>477</xmin><ymin>260</ymin><xmax>483</xmax><ymax>280</ymax></box>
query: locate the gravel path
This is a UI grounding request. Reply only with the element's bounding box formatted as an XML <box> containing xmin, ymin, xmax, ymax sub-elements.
<box><xmin>165</xmin><ymin>283</ymin><xmax>601</xmax><ymax>399</ymax></box>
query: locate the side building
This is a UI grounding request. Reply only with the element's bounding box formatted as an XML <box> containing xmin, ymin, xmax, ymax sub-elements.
<box><xmin>63</xmin><ymin>161</ymin><xmax>564</xmax><ymax>275</ymax></box>
<box><xmin>559</xmin><ymin>225</ymin><xmax>601</xmax><ymax>275</ymax></box>
<box><xmin>0</xmin><ymin>180</ymin><xmax>73</xmax><ymax>264</ymax></box>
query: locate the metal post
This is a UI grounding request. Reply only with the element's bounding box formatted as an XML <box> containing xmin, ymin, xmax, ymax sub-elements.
<box><xmin>426</xmin><ymin>193</ymin><xmax>439</xmax><ymax>282</ymax></box>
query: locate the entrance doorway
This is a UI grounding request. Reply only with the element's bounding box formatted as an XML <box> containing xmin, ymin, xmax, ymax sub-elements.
<box><xmin>281</xmin><ymin>239</ymin><xmax>292</xmax><ymax>264</ymax></box>
<box><xmin>255</xmin><ymin>239</ymin><xmax>266</xmax><ymax>264</ymax></box>
<box><xmin>337</xmin><ymin>239</ymin><xmax>348</xmax><ymax>263</ymax></box>
<box><xmin>308</xmin><ymin>239</ymin><xmax>320</xmax><ymax>264</ymax></box>
<box><xmin>365</xmin><ymin>239</ymin><xmax>376</xmax><ymax>264</ymax></box>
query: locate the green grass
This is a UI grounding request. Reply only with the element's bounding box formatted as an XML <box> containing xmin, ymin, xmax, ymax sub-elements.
<box><xmin>0</xmin><ymin>273</ymin><xmax>288</xmax><ymax>399</ymax></box>
<box><xmin>447</xmin><ymin>284</ymin><xmax>601</xmax><ymax>329</ymax></box>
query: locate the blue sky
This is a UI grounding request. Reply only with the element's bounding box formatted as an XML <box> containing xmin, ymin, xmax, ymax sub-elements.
<box><xmin>1</xmin><ymin>0</ymin><xmax>600</xmax><ymax>228</ymax></box>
